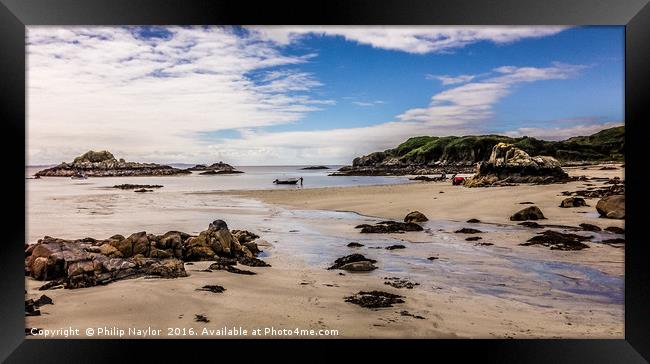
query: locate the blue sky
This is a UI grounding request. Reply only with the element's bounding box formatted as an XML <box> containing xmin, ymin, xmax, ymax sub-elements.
<box><xmin>27</xmin><ymin>26</ymin><xmax>623</xmax><ymax>165</ymax></box>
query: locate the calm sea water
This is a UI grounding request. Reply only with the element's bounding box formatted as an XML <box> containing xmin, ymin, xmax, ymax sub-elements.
<box><xmin>26</xmin><ymin>165</ymin><xmax>413</xmax><ymax>193</ymax></box>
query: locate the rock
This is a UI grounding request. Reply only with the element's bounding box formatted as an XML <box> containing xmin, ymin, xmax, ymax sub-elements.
<box><xmin>35</xmin><ymin>150</ymin><xmax>190</xmax><ymax>177</ymax></box>
<box><xmin>208</xmin><ymin>263</ymin><xmax>256</xmax><ymax>275</ymax></box>
<box><xmin>328</xmin><ymin>254</ymin><xmax>377</xmax><ymax>270</ymax></box>
<box><xmin>596</xmin><ymin>195</ymin><xmax>625</xmax><ymax>219</ymax></box>
<box><xmin>347</xmin><ymin>242</ymin><xmax>364</xmax><ymax>248</ymax></box>
<box><xmin>455</xmin><ymin>228</ymin><xmax>482</xmax><ymax>234</ymax></box>
<box><xmin>519</xmin><ymin>202</ymin><xmax>535</xmax><ymax>204</ymax></box>
<box><xmin>427</xmin><ymin>256</ymin><xmax>439</xmax><ymax>261</ymax></box>
<box><xmin>601</xmin><ymin>238</ymin><xmax>625</xmax><ymax>245</ymax></box>
<box><xmin>183</xmin><ymin>220</ymin><xmax>251</xmax><ymax>261</ymax></box>
<box><xmin>604</xmin><ymin>226</ymin><xmax>625</xmax><ymax>234</ymax></box>
<box><xmin>466</xmin><ymin>218</ymin><xmax>481</xmax><ymax>223</ymax></box>
<box><xmin>25</xmin><ymin>300</ymin><xmax>40</xmax><ymax>316</ymax></box>
<box><xmin>213</xmin><ymin>256</ymin><xmax>238</xmax><ymax>266</ymax></box>
<box><xmin>400</xmin><ymin>310</ymin><xmax>425</xmax><ymax>319</ymax></box>
<box><xmin>520</xmin><ymin>230</ymin><xmax>591</xmax><ymax>251</ymax></box>
<box><xmin>189</xmin><ymin>162</ymin><xmax>243</xmax><ymax>174</ymax></box>
<box><xmin>510</xmin><ymin>206</ymin><xmax>546</xmax><ymax>221</ymax></box>
<box><xmin>236</xmin><ymin>256</ymin><xmax>271</xmax><ymax>267</ymax></box>
<box><xmin>194</xmin><ymin>314</ymin><xmax>210</xmax><ymax>323</ymax></box>
<box><xmin>301</xmin><ymin>166</ymin><xmax>330</xmax><ymax>170</ymax></box>
<box><xmin>564</xmin><ymin>184</ymin><xmax>625</xmax><ymax>199</ymax></box>
<box><xmin>409</xmin><ymin>176</ymin><xmax>445</xmax><ymax>182</ymax></box>
<box><xmin>356</xmin><ymin>221</ymin><xmax>423</xmax><ymax>234</ymax></box>
<box><xmin>560</xmin><ymin>197</ymin><xmax>588</xmax><ymax>208</ymax></box>
<box><xmin>344</xmin><ymin>291</ymin><xmax>405</xmax><ymax>308</ymax></box>
<box><xmin>404</xmin><ymin>211</ymin><xmax>428</xmax><ymax>223</ymax></box>
<box><xmin>113</xmin><ymin>184</ymin><xmax>163</xmax><ymax>190</ymax></box>
<box><xmin>134</xmin><ymin>188</ymin><xmax>153</xmax><ymax>193</ymax></box>
<box><xmin>579</xmin><ymin>223</ymin><xmax>602</xmax><ymax>232</ymax></box>
<box><xmin>196</xmin><ymin>285</ymin><xmax>226</xmax><ymax>293</ymax></box>
<box><xmin>476</xmin><ymin>242</ymin><xmax>494</xmax><ymax>246</ymax></box>
<box><xmin>465</xmin><ymin>143</ymin><xmax>569</xmax><ymax>187</ymax></box>
<box><xmin>384</xmin><ymin>277</ymin><xmax>419</xmax><ymax>289</ymax></box>
<box><xmin>465</xmin><ymin>236</ymin><xmax>482</xmax><ymax>241</ymax></box>
<box><xmin>339</xmin><ymin>261</ymin><xmax>377</xmax><ymax>272</ymax></box>
<box><xmin>385</xmin><ymin>244</ymin><xmax>406</xmax><ymax>250</ymax></box>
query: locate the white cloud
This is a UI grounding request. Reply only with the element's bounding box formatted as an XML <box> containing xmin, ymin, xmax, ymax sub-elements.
<box><xmin>426</xmin><ymin>74</ymin><xmax>477</xmax><ymax>85</ymax></box>
<box><xmin>247</xmin><ymin>26</ymin><xmax>568</xmax><ymax>54</ymax></box>
<box><xmin>504</xmin><ymin>122</ymin><xmax>623</xmax><ymax>141</ymax></box>
<box><xmin>27</xmin><ymin>26</ymin><xmax>331</xmax><ymax>164</ymax></box>
<box><xmin>352</xmin><ymin>100</ymin><xmax>385</xmax><ymax>107</ymax></box>
<box><xmin>397</xmin><ymin>63</ymin><xmax>587</xmax><ymax>126</ymax></box>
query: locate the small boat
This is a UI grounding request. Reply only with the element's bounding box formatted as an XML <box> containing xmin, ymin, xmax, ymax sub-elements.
<box><xmin>273</xmin><ymin>177</ymin><xmax>301</xmax><ymax>185</ymax></box>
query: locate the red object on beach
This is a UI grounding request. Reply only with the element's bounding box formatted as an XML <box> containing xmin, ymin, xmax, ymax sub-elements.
<box><xmin>452</xmin><ymin>177</ymin><xmax>465</xmax><ymax>186</ymax></box>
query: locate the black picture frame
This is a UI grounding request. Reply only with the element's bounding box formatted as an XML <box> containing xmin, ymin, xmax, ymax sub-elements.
<box><xmin>1</xmin><ymin>0</ymin><xmax>648</xmax><ymax>362</ymax></box>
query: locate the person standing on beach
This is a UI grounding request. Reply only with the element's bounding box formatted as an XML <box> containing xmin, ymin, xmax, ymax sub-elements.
<box><xmin>299</xmin><ymin>177</ymin><xmax>304</xmax><ymax>186</ymax></box>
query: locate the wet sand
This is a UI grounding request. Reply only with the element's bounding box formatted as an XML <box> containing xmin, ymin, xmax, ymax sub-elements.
<box><xmin>26</xmin><ymin>164</ymin><xmax>624</xmax><ymax>339</ymax></box>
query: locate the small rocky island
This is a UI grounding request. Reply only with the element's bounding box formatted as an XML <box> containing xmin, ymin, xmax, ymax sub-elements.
<box><xmin>187</xmin><ymin>162</ymin><xmax>244</xmax><ymax>175</ymax></box>
<box><xmin>331</xmin><ymin>126</ymin><xmax>624</xmax><ymax>176</ymax></box>
<box><xmin>35</xmin><ymin>151</ymin><xmax>190</xmax><ymax>177</ymax></box>
<box><xmin>301</xmin><ymin>166</ymin><xmax>330</xmax><ymax>170</ymax></box>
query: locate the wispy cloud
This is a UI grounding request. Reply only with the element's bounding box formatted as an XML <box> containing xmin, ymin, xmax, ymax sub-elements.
<box><xmin>426</xmin><ymin>74</ymin><xmax>476</xmax><ymax>85</ymax></box>
<box><xmin>247</xmin><ymin>26</ymin><xmax>568</xmax><ymax>54</ymax></box>
<box><xmin>504</xmin><ymin>122</ymin><xmax>623</xmax><ymax>141</ymax></box>
<box><xmin>27</xmin><ymin>26</ymin><xmax>331</xmax><ymax>164</ymax></box>
<box><xmin>352</xmin><ymin>100</ymin><xmax>385</xmax><ymax>107</ymax></box>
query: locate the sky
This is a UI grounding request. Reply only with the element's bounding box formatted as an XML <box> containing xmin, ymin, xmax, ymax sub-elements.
<box><xmin>26</xmin><ymin>26</ymin><xmax>624</xmax><ymax>165</ymax></box>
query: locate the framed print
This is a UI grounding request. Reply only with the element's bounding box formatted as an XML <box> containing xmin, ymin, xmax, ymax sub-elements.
<box><xmin>1</xmin><ymin>0</ymin><xmax>648</xmax><ymax>362</ymax></box>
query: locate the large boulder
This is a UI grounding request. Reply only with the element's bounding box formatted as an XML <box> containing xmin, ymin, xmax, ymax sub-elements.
<box><xmin>182</xmin><ymin>220</ymin><xmax>252</xmax><ymax>261</ymax></box>
<box><xmin>596</xmin><ymin>195</ymin><xmax>625</xmax><ymax>219</ymax></box>
<box><xmin>510</xmin><ymin>206</ymin><xmax>546</xmax><ymax>221</ymax></box>
<box><xmin>465</xmin><ymin>143</ymin><xmax>569</xmax><ymax>187</ymax></box>
<box><xmin>404</xmin><ymin>211</ymin><xmax>428</xmax><ymax>223</ymax></box>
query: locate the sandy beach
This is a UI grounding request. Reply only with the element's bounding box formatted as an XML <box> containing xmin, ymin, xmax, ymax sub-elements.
<box><xmin>26</xmin><ymin>164</ymin><xmax>624</xmax><ymax>339</ymax></box>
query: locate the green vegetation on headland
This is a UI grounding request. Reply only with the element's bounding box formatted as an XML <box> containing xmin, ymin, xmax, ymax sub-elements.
<box><xmin>359</xmin><ymin>125</ymin><xmax>624</xmax><ymax>166</ymax></box>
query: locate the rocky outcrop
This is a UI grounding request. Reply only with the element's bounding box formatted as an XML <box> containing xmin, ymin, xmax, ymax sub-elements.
<box><xmin>596</xmin><ymin>195</ymin><xmax>625</xmax><ymax>219</ymax></box>
<box><xmin>520</xmin><ymin>230</ymin><xmax>591</xmax><ymax>251</ymax></box>
<box><xmin>510</xmin><ymin>206</ymin><xmax>546</xmax><ymax>221</ymax></box>
<box><xmin>35</xmin><ymin>151</ymin><xmax>190</xmax><ymax>177</ymax></box>
<box><xmin>355</xmin><ymin>221</ymin><xmax>424</xmax><ymax>233</ymax></box>
<box><xmin>188</xmin><ymin>162</ymin><xmax>243</xmax><ymax>174</ymax></box>
<box><xmin>330</xmin><ymin>126</ymin><xmax>624</xmax><ymax>176</ymax></box>
<box><xmin>404</xmin><ymin>211</ymin><xmax>428</xmax><ymax>223</ymax></box>
<box><xmin>25</xmin><ymin>221</ymin><xmax>264</xmax><ymax>289</ymax></box>
<box><xmin>465</xmin><ymin>143</ymin><xmax>570</xmax><ymax>187</ymax></box>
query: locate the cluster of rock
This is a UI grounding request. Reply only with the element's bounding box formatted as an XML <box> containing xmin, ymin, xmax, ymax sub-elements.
<box><xmin>465</xmin><ymin>143</ymin><xmax>570</xmax><ymax>187</ymax></box>
<box><xmin>331</xmin><ymin>154</ymin><xmax>474</xmax><ymax>176</ymax></box>
<box><xmin>187</xmin><ymin>162</ymin><xmax>243</xmax><ymax>175</ymax></box>
<box><xmin>113</xmin><ymin>184</ymin><xmax>163</xmax><ymax>190</ymax></box>
<box><xmin>25</xmin><ymin>220</ymin><xmax>263</xmax><ymax>289</ymax></box>
<box><xmin>355</xmin><ymin>221</ymin><xmax>424</xmax><ymax>234</ymax></box>
<box><xmin>35</xmin><ymin>151</ymin><xmax>190</xmax><ymax>177</ymax></box>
